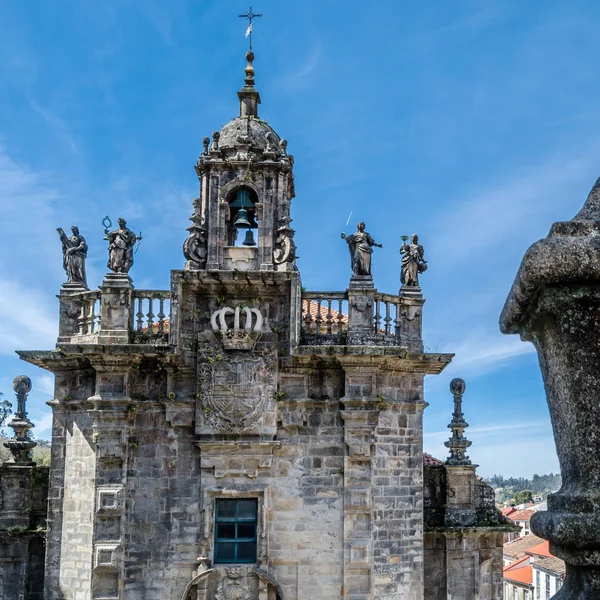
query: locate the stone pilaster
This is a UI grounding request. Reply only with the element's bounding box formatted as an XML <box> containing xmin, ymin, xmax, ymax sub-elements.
<box><xmin>347</xmin><ymin>285</ymin><xmax>375</xmax><ymax>345</ymax></box>
<box><xmin>58</xmin><ymin>282</ymin><xmax>88</xmax><ymax>342</ymax></box>
<box><xmin>340</xmin><ymin>396</ymin><xmax>379</xmax><ymax>600</ymax></box>
<box><xmin>398</xmin><ymin>287</ymin><xmax>425</xmax><ymax>352</ymax></box>
<box><xmin>89</xmin><ymin>365</ymin><xmax>132</xmax><ymax>599</ymax></box>
<box><xmin>98</xmin><ymin>273</ymin><xmax>134</xmax><ymax>344</ymax></box>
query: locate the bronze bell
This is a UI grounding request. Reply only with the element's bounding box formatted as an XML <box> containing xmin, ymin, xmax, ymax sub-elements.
<box><xmin>233</xmin><ymin>208</ymin><xmax>252</xmax><ymax>229</ymax></box>
<box><xmin>242</xmin><ymin>230</ymin><xmax>256</xmax><ymax>246</ymax></box>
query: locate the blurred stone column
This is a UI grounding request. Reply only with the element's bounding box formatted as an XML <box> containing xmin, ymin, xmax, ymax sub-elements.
<box><xmin>500</xmin><ymin>178</ymin><xmax>600</xmax><ymax>599</ymax></box>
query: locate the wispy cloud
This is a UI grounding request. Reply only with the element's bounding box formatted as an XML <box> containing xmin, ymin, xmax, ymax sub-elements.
<box><xmin>29</xmin><ymin>100</ymin><xmax>79</xmax><ymax>153</ymax></box>
<box><xmin>429</xmin><ymin>150</ymin><xmax>600</xmax><ymax>266</ymax></box>
<box><xmin>443</xmin><ymin>330</ymin><xmax>535</xmax><ymax>377</ymax></box>
<box><xmin>280</xmin><ymin>43</ymin><xmax>322</xmax><ymax>91</ymax></box>
<box><xmin>0</xmin><ymin>279</ymin><xmax>57</xmax><ymax>353</ymax></box>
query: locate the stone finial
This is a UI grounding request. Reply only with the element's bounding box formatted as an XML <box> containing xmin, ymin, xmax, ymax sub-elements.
<box><xmin>444</xmin><ymin>378</ymin><xmax>472</xmax><ymax>466</ymax></box>
<box><xmin>238</xmin><ymin>51</ymin><xmax>261</xmax><ymax>118</ymax></box>
<box><xmin>202</xmin><ymin>137</ymin><xmax>210</xmax><ymax>156</ymax></box>
<box><xmin>4</xmin><ymin>375</ymin><xmax>36</xmax><ymax>464</ymax></box>
<box><xmin>500</xmin><ymin>176</ymin><xmax>600</xmax><ymax>597</ymax></box>
<box><xmin>244</xmin><ymin>50</ymin><xmax>255</xmax><ymax>87</ymax></box>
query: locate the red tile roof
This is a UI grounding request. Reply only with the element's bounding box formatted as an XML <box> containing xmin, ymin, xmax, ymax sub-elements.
<box><xmin>503</xmin><ymin>534</ymin><xmax>545</xmax><ymax>559</ymax></box>
<box><xmin>508</xmin><ymin>509</ymin><xmax>535</xmax><ymax>522</ymax></box>
<box><xmin>423</xmin><ymin>453</ymin><xmax>444</xmax><ymax>466</ymax></box>
<box><xmin>533</xmin><ymin>556</ymin><xmax>566</xmax><ymax>576</ymax></box>
<box><xmin>503</xmin><ymin>564</ymin><xmax>533</xmax><ymax>586</ymax></box>
<box><xmin>501</xmin><ymin>507</ymin><xmax>517</xmax><ymax>517</ymax></box>
<box><xmin>526</xmin><ymin>540</ymin><xmax>552</xmax><ymax>559</ymax></box>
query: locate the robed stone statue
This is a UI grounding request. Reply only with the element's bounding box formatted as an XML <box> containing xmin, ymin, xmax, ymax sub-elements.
<box><xmin>57</xmin><ymin>226</ymin><xmax>88</xmax><ymax>287</ymax></box>
<box><xmin>341</xmin><ymin>222</ymin><xmax>382</xmax><ymax>276</ymax></box>
<box><xmin>400</xmin><ymin>234</ymin><xmax>427</xmax><ymax>287</ymax></box>
<box><xmin>105</xmin><ymin>218</ymin><xmax>138</xmax><ymax>274</ymax></box>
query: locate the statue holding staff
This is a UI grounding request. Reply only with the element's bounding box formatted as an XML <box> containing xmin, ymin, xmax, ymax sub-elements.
<box><xmin>341</xmin><ymin>222</ymin><xmax>382</xmax><ymax>277</ymax></box>
<box><xmin>400</xmin><ymin>234</ymin><xmax>427</xmax><ymax>287</ymax></box>
<box><xmin>57</xmin><ymin>225</ymin><xmax>88</xmax><ymax>287</ymax></box>
<box><xmin>104</xmin><ymin>217</ymin><xmax>141</xmax><ymax>274</ymax></box>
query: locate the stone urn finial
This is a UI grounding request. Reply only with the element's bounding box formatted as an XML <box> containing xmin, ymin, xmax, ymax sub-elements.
<box><xmin>4</xmin><ymin>375</ymin><xmax>36</xmax><ymax>464</ymax></box>
<box><xmin>500</xmin><ymin>176</ymin><xmax>600</xmax><ymax>599</ymax></box>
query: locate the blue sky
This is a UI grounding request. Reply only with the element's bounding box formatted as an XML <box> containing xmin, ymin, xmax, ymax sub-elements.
<box><xmin>2</xmin><ymin>0</ymin><xmax>600</xmax><ymax>477</ymax></box>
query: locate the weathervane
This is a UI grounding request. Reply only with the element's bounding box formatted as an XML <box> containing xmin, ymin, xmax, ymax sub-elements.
<box><xmin>239</xmin><ymin>5</ymin><xmax>262</xmax><ymax>50</ymax></box>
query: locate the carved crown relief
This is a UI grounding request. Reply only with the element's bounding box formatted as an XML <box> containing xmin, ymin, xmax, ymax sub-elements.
<box><xmin>211</xmin><ymin>306</ymin><xmax>263</xmax><ymax>351</ymax></box>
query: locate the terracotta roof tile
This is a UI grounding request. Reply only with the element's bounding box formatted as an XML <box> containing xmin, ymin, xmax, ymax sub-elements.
<box><xmin>526</xmin><ymin>540</ymin><xmax>552</xmax><ymax>559</ymax></box>
<box><xmin>503</xmin><ymin>534</ymin><xmax>545</xmax><ymax>559</ymax></box>
<box><xmin>533</xmin><ymin>556</ymin><xmax>566</xmax><ymax>576</ymax></box>
<box><xmin>503</xmin><ymin>564</ymin><xmax>533</xmax><ymax>586</ymax></box>
<box><xmin>508</xmin><ymin>509</ymin><xmax>536</xmax><ymax>521</ymax></box>
<box><xmin>423</xmin><ymin>453</ymin><xmax>444</xmax><ymax>466</ymax></box>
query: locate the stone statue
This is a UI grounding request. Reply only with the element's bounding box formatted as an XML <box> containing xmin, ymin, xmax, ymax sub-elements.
<box><xmin>105</xmin><ymin>218</ymin><xmax>139</xmax><ymax>274</ymax></box>
<box><xmin>400</xmin><ymin>234</ymin><xmax>427</xmax><ymax>287</ymax></box>
<box><xmin>57</xmin><ymin>226</ymin><xmax>88</xmax><ymax>286</ymax></box>
<box><xmin>341</xmin><ymin>222</ymin><xmax>382</xmax><ymax>276</ymax></box>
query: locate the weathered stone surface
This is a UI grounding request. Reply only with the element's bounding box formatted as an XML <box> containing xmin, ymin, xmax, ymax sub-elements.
<box><xmin>501</xmin><ymin>176</ymin><xmax>600</xmax><ymax>599</ymax></box>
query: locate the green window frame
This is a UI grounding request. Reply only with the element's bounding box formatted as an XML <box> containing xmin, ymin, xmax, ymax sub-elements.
<box><xmin>214</xmin><ymin>498</ymin><xmax>258</xmax><ymax>564</ymax></box>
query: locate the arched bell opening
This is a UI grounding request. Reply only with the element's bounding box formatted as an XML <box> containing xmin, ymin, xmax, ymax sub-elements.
<box><xmin>227</xmin><ymin>187</ymin><xmax>259</xmax><ymax>247</ymax></box>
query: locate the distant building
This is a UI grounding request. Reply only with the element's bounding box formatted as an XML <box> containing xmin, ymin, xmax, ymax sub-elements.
<box><xmin>506</xmin><ymin>509</ymin><xmax>536</xmax><ymax>539</ymax></box>
<box><xmin>503</xmin><ymin>534</ymin><xmax>544</xmax><ymax>566</ymax></box>
<box><xmin>503</xmin><ymin>555</ymin><xmax>533</xmax><ymax>600</ymax></box>
<box><xmin>503</xmin><ymin>536</ymin><xmax>565</xmax><ymax>600</ymax></box>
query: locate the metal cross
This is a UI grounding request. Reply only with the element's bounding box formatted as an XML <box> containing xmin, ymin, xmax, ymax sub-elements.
<box><xmin>239</xmin><ymin>5</ymin><xmax>262</xmax><ymax>50</ymax></box>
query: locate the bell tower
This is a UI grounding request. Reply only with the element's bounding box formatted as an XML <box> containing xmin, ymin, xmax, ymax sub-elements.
<box><xmin>184</xmin><ymin>50</ymin><xmax>297</xmax><ymax>273</ymax></box>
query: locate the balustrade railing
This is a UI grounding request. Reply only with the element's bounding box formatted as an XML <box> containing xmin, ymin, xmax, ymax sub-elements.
<box><xmin>373</xmin><ymin>292</ymin><xmax>402</xmax><ymax>337</ymax></box>
<box><xmin>133</xmin><ymin>290</ymin><xmax>171</xmax><ymax>338</ymax></box>
<box><xmin>77</xmin><ymin>291</ymin><xmax>101</xmax><ymax>337</ymax></box>
<box><xmin>301</xmin><ymin>292</ymin><xmax>349</xmax><ymax>337</ymax></box>
<box><xmin>301</xmin><ymin>291</ymin><xmax>404</xmax><ymax>343</ymax></box>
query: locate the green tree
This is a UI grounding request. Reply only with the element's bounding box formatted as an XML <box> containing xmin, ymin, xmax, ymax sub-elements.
<box><xmin>0</xmin><ymin>392</ymin><xmax>12</xmax><ymax>430</ymax></box>
<box><xmin>514</xmin><ymin>489</ymin><xmax>534</xmax><ymax>504</ymax></box>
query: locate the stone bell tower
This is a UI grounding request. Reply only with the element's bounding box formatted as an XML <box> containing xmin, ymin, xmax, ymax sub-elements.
<box><xmin>184</xmin><ymin>50</ymin><xmax>297</xmax><ymax>275</ymax></box>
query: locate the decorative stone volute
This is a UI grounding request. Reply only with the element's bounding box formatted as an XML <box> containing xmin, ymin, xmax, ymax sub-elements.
<box><xmin>500</xmin><ymin>176</ymin><xmax>600</xmax><ymax>599</ymax></box>
<box><xmin>4</xmin><ymin>375</ymin><xmax>36</xmax><ymax>464</ymax></box>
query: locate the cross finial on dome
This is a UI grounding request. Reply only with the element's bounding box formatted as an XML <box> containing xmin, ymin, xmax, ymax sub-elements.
<box><xmin>239</xmin><ymin>6</ymin><xmax>262</xmax><ymax>51</ymax></box>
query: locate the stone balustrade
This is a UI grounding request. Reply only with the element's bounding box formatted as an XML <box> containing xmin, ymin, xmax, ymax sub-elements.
<box><xmin>133</xmin><ymin>289</ymin><xmax>171</xmax><ymax>340</ymax></box>
<box><xmin>58</xmin><ymin>284</ymin><xmax>423</xmax><ymax>349</ymax></box>
<box><xmin>300</xmin><ymin>289</ymin><xmax>423</xmax><ymax>348</ymax></box>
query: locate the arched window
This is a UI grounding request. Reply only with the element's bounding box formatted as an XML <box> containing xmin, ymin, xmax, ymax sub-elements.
<box><xmin>227</xmin><ymin>187</ymin><xmax>259</xmax><ymax>247</ymax></box>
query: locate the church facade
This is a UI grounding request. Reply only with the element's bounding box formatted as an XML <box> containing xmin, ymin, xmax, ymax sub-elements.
<box><xmin>6</xmin><ymin>49</ymin><xmax>511</xmax><ymax>600</ymax></box>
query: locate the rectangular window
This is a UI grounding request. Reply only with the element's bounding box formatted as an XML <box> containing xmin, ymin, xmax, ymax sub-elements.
<box><xmin>546</xmin><ymin>574</ymin><xmax>551</xmax><ymax>598</ymax></box>
<box><xmin>536</xmin><ymin>570</ymin><xmax>541</xmax><ymax>599</ymax></box>
<box><xmin>513</xmin><ymin>585</ymin><xmax>518</xmax><ymax>600</ymax></box>
<box><xmin>214</xmin><ymin>499</ymin><xmax>258</xmax><ymax>564</ymax></box>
